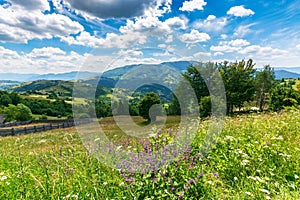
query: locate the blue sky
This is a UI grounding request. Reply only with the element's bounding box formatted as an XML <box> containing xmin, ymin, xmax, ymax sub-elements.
<box><xmin>0</xmin><ymin>0</ymin><xmax>299</xmax><ymax>73</ymax></box>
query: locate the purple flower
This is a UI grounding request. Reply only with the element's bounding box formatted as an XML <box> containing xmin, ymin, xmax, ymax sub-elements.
<box><xmin>160</xmin><ymin>171</ymin><xmax>166</xmax><ymax>178</ymax></box>
<box><xmin>171</xmin><ymin>187</ymin><xmax>175</xmax><ymax>191</ymax></box>
<box><xmin>153</xmin><ymin>177</ymin><xmax>158</xmax><ymax>182</ymax></box>
<box><xmin>213</xmin><ymin>173</ymin><xmax>220</xmax><ymax>179</ymax></box>
<box><xmin>266</xmin><ymin>142</ymin><xmax>271</xmax><ymax>146</ymax></box>
<box><xmin>197</xmin><ymin>172</ymin><xmax>205</xmax><ymax>179</ymax></box>
<box><xmin>169</xmin><ymin>179</ymin><xmax>173</xmax><ymax>184</ymax></box>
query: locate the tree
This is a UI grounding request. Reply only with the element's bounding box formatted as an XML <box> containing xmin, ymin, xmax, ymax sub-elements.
<box><xmin>255</xmin><ymin>65</ymin><xmax>275</xmax><ymax>111</ymax></box>
<box><xmin>0</xmin><ymin>94</ymin><xmax>12</xmax><ymax>107</ymax></box>
<box><xmin>2</xmin><ymin>103</ymin><xmax>32</xmax><ymax>122</ymax></box>
<box><xmin>15</xmin><ymin>103</ymin><xmax>32</xmax><ymax>121</ymax></box>
<box><xmin>138</xmin><ymin>92</ymin><xmax>161</xmax><ymax>122</ymax></box>
<box><xmin>269</xmin><ymin>84</ymin><xmax>299</xmax><ymax>111</ymax></box>
<box><xmin>219</xmin><ymin>59</ymin><xmax>256</xmax><ymax>114</ymax></box>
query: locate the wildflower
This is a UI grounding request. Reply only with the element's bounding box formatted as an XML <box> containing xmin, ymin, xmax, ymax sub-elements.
<box><xmin>241</xmin><ymin>159</ymin><xmax>250</xmax><ymax>166</ymax></box>
<box><xmin>153</xmin><ymin>177</ymin><xmax>158</xmax><ymax>182</ymax></box>
<box><xmin>171</xmin><ymin>187</ymin><xmax>175</xmax><ymax>191</ymax></box>
<box><xmin>245</xmin><ymin>192</ymin><xmax>252</xmax><ymax>196</ymax></box>
<box><xmin>295</xmin><ymin>174</ymin><xmax>299</xmax><ymax>179</ymax></box>
<box><xmin>260</xmin><ymin>189</ymin><xmax>270</xmax><ymax>195</ymax></box>
<box><xmin>0</xmin><ymin>175</ymin><xmax>7</xmax><ymax>181</ymax></box>
<box><xmin>213</xmin><ymin>173</ymin><xmax>220</xmax><ymax>179</ymax></box>
<box><xmin>266</xmin><ymin>196</ymin><xmax>271</xmax><ymax>200</ymax></box>
<box><xmin>169</xmin><ymin>179</ymin><xmax>173</xmax><ymax>184</ymax></box>
<box><xmin>247</xmin><ymin>176</ymin><xmax>257</xmax><ymax>181</ymax></box>
<box><xmin>234</xmin><ymin>177</ymin><xmax>238</xmax><ymax>181</ymax></box>
<box><xmin>103</xmin><ymin>182</ymin><xmax>108</xmax><ymax>185</ymax></box>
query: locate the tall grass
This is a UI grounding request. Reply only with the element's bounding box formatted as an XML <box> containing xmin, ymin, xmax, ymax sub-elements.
<box><xmin>0</xmin><ymin>110</ymin><xmax>299</xmax><ymax>199</ymax></box>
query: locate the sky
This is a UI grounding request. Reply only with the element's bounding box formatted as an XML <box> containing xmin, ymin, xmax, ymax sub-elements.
<box><xmin>0</xmin><ymin>0</ymin><xmax>300</xmax><ymax>74</ymax></box>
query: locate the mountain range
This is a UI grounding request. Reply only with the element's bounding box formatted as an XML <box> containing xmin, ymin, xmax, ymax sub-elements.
<box><xmin>0</xmin><ymin>62</ymin><xmax>300</xmax><ymax>83</ymax></box>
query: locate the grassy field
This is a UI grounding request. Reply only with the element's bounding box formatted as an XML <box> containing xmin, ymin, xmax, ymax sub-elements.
<box><xmin>0</xmin><ymin>111</ymin><xmax>299</xmax><ymax>199</ymax></box>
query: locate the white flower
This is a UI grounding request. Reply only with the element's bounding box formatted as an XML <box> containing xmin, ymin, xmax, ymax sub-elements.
<box><xmin>103</xmin><ymin>182</ymin><xmax>108</xmax><ymax>185</ymax></box>
<box><xmin>260</xmin><ymin>189</ymin><xmax>270</xmax><ymax>195</ymax></box>
<box><xmin>241</xmin><ymin>159</ymin><xmax>250</xmax><ymax>166</ymax></box>
<box><xmin>0</xmin><ymin>175</ymin><xmax>7</xmax><ymax>181</ymax></box>
<box><xmin>247</xmin><ymin>176</ymin><xmax>256</xmax><ymax>181</ymax></box>
<box><xmin>119</xmin><ymin>182</ymin><xmax>125</xmax><ymax>186</ymax></box>
<box><xmin>245</xmin><ymin>191</ymin><xmax>252</xmax><ymax>196</ymax></box>
<box><xmin>266</xmin><ymin>195</ymin><xmax>271</xmax><ymax>200</ymax></box>
<box><xmin>234</xmin><ymin>177</ymin><xmax>238</xmax><ymax>181</ymax></box>
<box><xmin>295</xmin><ymin>175</ymin><xmax>299</xmax><ymax>179</ymax></box>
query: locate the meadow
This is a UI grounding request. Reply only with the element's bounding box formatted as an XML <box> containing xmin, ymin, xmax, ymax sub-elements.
<box><xmin>0</xmin><ymin>110</ymin><xmax>299</xmax><ymax>199</ymax></box>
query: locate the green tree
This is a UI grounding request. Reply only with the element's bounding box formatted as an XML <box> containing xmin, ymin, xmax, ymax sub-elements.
<box><xmin>220</xmin><ymin>59</ymin><xmax>256</xmax><ymax>114</ymax></box>
<box><xmin>2</xmin><ymin>103</ymin><xmax>32</xmax><ymax>122</ymax></box>
<box><xmin>15</xmin><ymin>103</ymin><xmax>32</xmax><ymax>121</ymax></box>
<box><xmin>269</xmin><ymin>84</ymin><xmax>299</xmax><ymax>111</ymax></box>
<box><xmin>138</xmin><ymin>92</ymin><xmax>161</xmax><ymax>122</ymax></box>
<box><xmin>255</xmin><ymin>65</ymin><xmax>275</xmax><ymax>111</ymax></box>
<box><xmin>0</xmin><ymin>94</ymin><xmax>12</xmax><ymax>107</ymax></box>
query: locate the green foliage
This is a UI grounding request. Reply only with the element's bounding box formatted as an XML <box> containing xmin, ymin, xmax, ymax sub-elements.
<box><xmin>0</xmin><ymin>94</ymin><xmax>12</xmax><ymax>107</ymax></box>
<box><xmin>255</xmin><ymin>65</ymin><xmax>276</xmax><ymax>111</ymax></box>
<box><xmin>199</xmin><ymin>96</ymin><xmax>211</xmax><ymax>118</ymax></box>
<box><xmin>138</xmin><ymin>92</ymin><xmax>161</xmax><ymax>121</ymax></box>
<box><xmin>220</xmin><ymin>59</ymin><xmax>256</xmax><ymax>113</ymax></box>
<box><xmin>269</xmin><ymin>84</ymin><xmax>299</xmax><ymax>111</ymax></box>
<box><xmin>1</xmin><ymin>103</ymin><xmax>32</xmax><ymax>122</ymax></box>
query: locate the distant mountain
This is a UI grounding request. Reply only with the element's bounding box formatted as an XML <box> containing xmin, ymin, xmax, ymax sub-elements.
<box><xmin>0</xmin><ymin>71</ymin><xmax>99</xmax><ymax>82</ymax></box>
<box><xmin>275</xmin><ymin>67</ymin><xmax>300</xmax><ymax>74</ymax></box>
<box><xmin>0</xmin><ymin>80</ymin><xmax>21</xmax><ymax>90</ymax></box>
<box><xmin>102</xmin><ymin>61</ymin><xmax>197</xmax><ymax>80</ymax></box>
<box><xmin>274</xmin><ymin>70</ymin><xmax>300</xmax><ymax>80</ymax></box>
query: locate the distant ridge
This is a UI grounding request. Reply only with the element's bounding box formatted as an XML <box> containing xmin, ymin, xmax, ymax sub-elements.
<box><xmin>0</xmin><ymin>71</ymin><xmax>99</xmax><ymax>82</ymax></box>
<box><xmin>1</xmin><ymin>62</ymin><xmax>300</xmax><ymax>82</ymax></box>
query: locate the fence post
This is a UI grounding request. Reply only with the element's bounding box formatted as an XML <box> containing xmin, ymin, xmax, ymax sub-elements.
<box><xmin>43</xmin><ymin>125</ymin><xmax>46</xmax><ymax>131</ymax></box>
<box><xmin>34</xmin><ymin>126</ymin><xmax>37</xmax><ymax>132</ymax></box>
<box><xmin>11</xmin><ymin>128</ymin><xmax>14</xmax><ymax>136</ymax></box>
<box><xmin>24</xmin><ymin>127</ymin><xmax>27</xmax><ymax>134</ymax></box>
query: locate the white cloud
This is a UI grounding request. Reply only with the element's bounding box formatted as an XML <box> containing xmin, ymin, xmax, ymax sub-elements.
<box><xmin>193</xmin><ymin>15</ymin><xmax>227</xmax><ymax>32</ymax></box>
<box><xmin>118</xmin><ymin>49</ymin><xmax>143</xmax><ymax>56</ymax></box>
<box><xmin>234</xmin><ymin>24</ymin><xmax>255</xmax><ymax>37</ymax></box>
<box><xmin>214</xmin><ymin>52</ymin><xmax>224</xmax><ymax>56</ymax></box>
<box><xmin>210</xmin><ymin>45</ymin><xmax>240</xmax><ymax>53</ymax></box>
<box><xmin>239</xmin><ymin>45</ymin><xmax>287</xmax><ymax>57</ymax></box>
<box><xmin>179</xmin><ymin>0</ymin><xmax>207</xmax><ymax>12</ymax></box>
<box><xmin>0</xmin><ymin>47</ymin><xmax>88</xmax><ymax>73</ymax></box>
<box><xmin>220</xmin><ymin>34</ymin><xmax>227</xmax><ymax>39</ymax></box>
<box><xmin>296</xmin><ymin>44</ymin><xmax>300</xmax><ymax>49</ymax></box>
<box><xmin>211</xmin><ymin>39</ymin><xmax>250</xmax><ymax>52</ymax></box>
<box><xmin>180</xmin><ymin>29</ymin><xmax>210</xmax><ymax>43</ymax></box>
<box><xmin>194</xmin><ymin>51</ymin><xmax>211</xmax><ymax>58</ymax></box>
<box><xmin>230</xmin><ymin>39</ymin><xmax>250</xmax><ymax>47</ymax></box>
<box><xmin>0</xmin><ymin>4</ymin><xmax>84</xmax><ymax>43</ymax></box>
<box><xmin>227</xmin><ymin>5</ymin><xmax>255</xmax><ymax>17</ymax></box>
<box><xmin>61</xmin><ymin>31</ymin><xmax>104</xmax><ymax>48</ymax></box>
<box><xmin>165</xmin><ymin>17</ymin><xmax>188</xmax><ymax>30</ymax></box>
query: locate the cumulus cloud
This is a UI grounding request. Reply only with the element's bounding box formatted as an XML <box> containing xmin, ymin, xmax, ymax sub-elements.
<box><xmin>0</xmin><ymin>4</ymin><xmax>84</xmax><ymax>43</ymax></box>
<box><xmin>239</xmin><ymin>45</ymin><xmax>287</xmax><ymax>57</ymax></box>
<box><xmin>64</xmin><ymin>0</ymin><xmax>155</xmax><ymax>19</ymax></box>
<box><xmin>179</xmin><ymin>0</ymin><xmax>207</xmax><ymax>12</ymax></box>
<box><xmin>227</xmin><ymin>5</ymin><xmax>255</xmax><ymax>17</ymax></box>
<box><xmin>0</xmin><ymin>46</ymin><xmax>89</xmax><ymax>73</ymax></box>
<box><xmin>180</xmin><ymin>29</ymin><xmax>210</xmax><ymax>43</ymax></box>
<box><xmin>8</xmin><ymin>0</ymin><xmax>50</xmax><ymax>11</ymax></box>
<box><xmin>210</xmin><ymin>39</ymin><xmax>250</xmax><ymax>52</ymax></box>
<box><xmin>193</xmin><ymin>15</ymin><xmax>227</xmax><ymax>32</ymax></box>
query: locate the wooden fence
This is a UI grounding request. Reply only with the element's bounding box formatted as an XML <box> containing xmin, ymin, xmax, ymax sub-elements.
<box><xmin>0</xmin><ymin>118</ymin><xmax>93</xmax><ymax>137</ymax></box>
